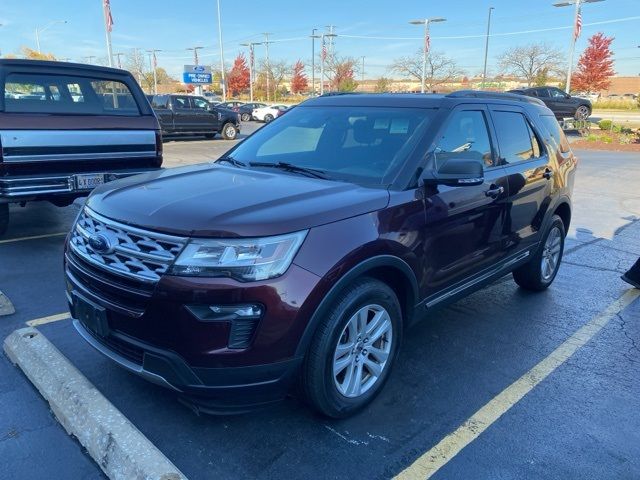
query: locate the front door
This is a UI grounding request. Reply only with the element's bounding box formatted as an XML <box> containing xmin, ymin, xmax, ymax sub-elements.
<box><xmin>192</xmin><ymin>96</ymin><xmax>218</xmax><ymax>132</ymax></box>
<box><xmin>171</xmin><ymin>95</ymin><xmax>199</xmax><ymax>132</ymax></box>
<box><xmin>420</xmin><ymin>106</ymin><xmax>511</xmax><ymax>299</ymax></box>
<box><xmin>488</xmin><ymin>104</ymin><xmax>554</xmax><ymax>254</ymax></box>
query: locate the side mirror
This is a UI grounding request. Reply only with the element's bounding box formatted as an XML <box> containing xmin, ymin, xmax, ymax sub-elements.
<box><xmin>423</xmin><ymin>160</ymin><xmax>484</xmax><ymax>187</ymax></box>
<box><xmin>207</xmin><ymin>104</ymin><xmax>216</xmax><ymax>112</ymax></box>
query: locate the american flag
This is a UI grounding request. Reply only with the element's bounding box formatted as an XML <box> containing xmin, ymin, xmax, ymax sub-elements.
<box><xmin>574</xmin><ymin>6</ymin><xmax>582</xmax><ymax>40</ymax></box>
<box><xmin>425</xmin><ymin>29</ymin><xmax>430</xmax><ymax>55</ymax></box>
<box><xmin>152</xmin><ymin>51</ymin><xmax>157</xmax><ymax>68</ymax></box>
<box><xmin>104</xmin><ymin>0</ymin><xmax>114</xmax><ymax>33</ymax></box>
<box><xmin>321</xmin><ymin>39</ymin><xmax>327</xmax><ymax>61</ymax></box>
<box><xmin>249</xmin><ymin>44</ymin><xmax>254</xmax><ymax>70</ymax></box>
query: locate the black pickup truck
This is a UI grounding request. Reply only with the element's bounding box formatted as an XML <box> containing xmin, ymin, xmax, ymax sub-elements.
<box><xmin>0</xmin><ymin>59</ymin><xmax>163</xmax><ymax>235</ymax></box>
<box><xmin>149</xmin><ymin>94</ymin><xmax>240</xmax><ymax>140</ymax></box>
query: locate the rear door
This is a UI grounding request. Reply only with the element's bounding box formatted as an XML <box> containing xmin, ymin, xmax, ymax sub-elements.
<box><xmin>421</xmin><ymin>105</ymin><xmax>511</xmax><ymax>298</ymax></box>
<box><xmin>150</xmin><ymin>95</ymin><xmax>174</xmax><ymax>133</ymax></box>
<box><xmin>488</xmin><ymin>104</ymin><xmax>554</xmax><ymax>254</ymax></box>
<box><xmin>0</xmin><ymin>69</ymin><xmax>160</xmax><ymax>179</ymax></box>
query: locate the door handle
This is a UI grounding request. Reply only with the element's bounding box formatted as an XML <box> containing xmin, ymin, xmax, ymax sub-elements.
<box><xmin>484</xmin><ymin>185</ymin><xmax>504</xmax><ymax>199</ymax></box>
<box><xmin>543</xmin><ymin>168</ymin><xmax>554</xmax><ymax>180</ymax></box>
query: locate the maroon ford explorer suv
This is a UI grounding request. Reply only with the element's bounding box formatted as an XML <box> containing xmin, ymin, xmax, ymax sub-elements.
<box><xmin>65</xmin><ymin>92</ymin><xmax>576</xmax><ymax>417</ymax></box>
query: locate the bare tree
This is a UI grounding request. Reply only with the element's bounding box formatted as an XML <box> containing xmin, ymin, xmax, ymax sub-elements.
<box><xmin>498</xmin><ymin>43</ymin><xmax>564</xmax><ymax>87</ymax></box>
<box><xmin>391</xmin><ymin>50</ymin><xmax>464</xmax><ymax>91</ymax></box>
<box><xmin>124</xmin><ymin>49</ymin><xmax>147</xmax><ymax>87</ymax></box>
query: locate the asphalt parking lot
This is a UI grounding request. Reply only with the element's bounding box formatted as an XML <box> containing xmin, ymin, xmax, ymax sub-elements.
<box><xmin>1</xmin><ymin>141</ymin><xmax>639</xmax><ymax>479</ymax></box>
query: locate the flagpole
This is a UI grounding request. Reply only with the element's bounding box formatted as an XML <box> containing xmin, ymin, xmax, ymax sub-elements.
<box><xmin>320</xmin><ymin>34</ymin><xmax>325</xmax><ymax>95</ymax></box>
<box><xmin>102</xmin><ymin>0</ymin><xmax>114</xmax><ymax>67</ymax></box>
<box><xmin>565</xmin><ymin>0</ymin><xmax>581</xmax><ymax>93</ymax></box>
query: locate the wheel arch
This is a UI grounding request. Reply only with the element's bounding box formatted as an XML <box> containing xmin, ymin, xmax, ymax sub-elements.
<box><xmin>294</xmin><ymin>255</ymin><xmax>419</xmax><ymax>358</ymax></box>
<box><xmin>553</xmin><ymin>199</ymin><xmax>572</xmax><ymax>234</ymax></box>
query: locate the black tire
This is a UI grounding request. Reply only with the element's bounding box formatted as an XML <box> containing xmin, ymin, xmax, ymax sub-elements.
<box><xmin>0</xmin><ymin>204</ymin><xmax>9</xmax><ymax>236</ymax></box>
<box><xmin>264</xmin><ymin>114</ymin><xmax>274</xmax><ymax>123</ymax></box>
<box><xmin>221</xmin><ymin>123</ymin><xmax>238</xmax><ymax>140</ymax></box>
<box><xmin>204</xmin><ymin>133</ymin><xmax>216</xmax><ymax>139</ymax></box>
<box><xmin>301</xmin><ymin>277</ymin><xmax>402</xmax><ymax>418</ymax></box>
<box><xmin>513</xmin><ymin>215</ymin><xmax>565</xmax><ymax>291</ymax></box>
<box><xmin>574</xmin><ymin>104</ymin><xmax>591</xmax><ymax>120</ymax></box>
<box><xmin>241</xmin><ymin>113</ymin><xmax>251</xmax><ymax>122</ymax></box>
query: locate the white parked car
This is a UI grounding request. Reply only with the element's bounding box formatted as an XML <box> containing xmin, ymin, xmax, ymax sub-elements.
<box><xmin>252</xmin><ymin>104</ymin><xmax>289</xmax><ymax>123</ymax></box>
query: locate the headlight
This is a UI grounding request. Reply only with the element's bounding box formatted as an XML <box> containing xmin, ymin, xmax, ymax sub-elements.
<box><xmin>168</xmin><ymin>231</ymin><xmax>307</xmax><ymax>281</ymax></box>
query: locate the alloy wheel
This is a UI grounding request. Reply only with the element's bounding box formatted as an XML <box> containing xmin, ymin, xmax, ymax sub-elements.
<box><xmin>541</xmin><ymin>226</ymin><xmax>562</xmax><ymax>281</ymax></box>
<box><xmin>575</xmin><ymin>105</ymin><xmax>590</xmax><ymax>120</ymax></box>
<box><xmin>332</xmin><ymin>304</ymin><xmax>393</xmax><ymax>398</ymax></box>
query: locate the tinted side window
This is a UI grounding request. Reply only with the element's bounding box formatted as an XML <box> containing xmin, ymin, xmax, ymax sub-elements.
<box><xmin>4</xmin><ymin>73</ymin><xmax>139</xmax><ymax>115</ymax></box>
<box><xmin>539</xmin><ymin>115</ymin><xmax>571</xmax><ymax>153</ymax></box>
<box><xmin>192</xmin><ymin>97</ymin><xmax>209</xmax><ymax>109</ymax></box>
<box><xmin>173</xmin><ymin>96</ymin><xmax>191</xmax><ymax>109</ymax></box>
<box><xmin>492</xmin><ymin>111</ymin><xmax>542</xmax><ymax>164</ymax></box>
<box><xmin>435</xmin><ymin>110</ymin><xmax>493</xmax><ymax>170</ymax></box>
<box><xmin>151</xmin><ymin>95</ymin><xmax>169</xmax><ymax>108</ymax></box>
<box><xmin>549</xmin><ymin>88</ymin><xmax>566</xmax><ymax>98</ymax></box>
<box><xmin>535</xmin><ymin>88</ymin><xmax>550</xmax><ymax>98</ymax></box>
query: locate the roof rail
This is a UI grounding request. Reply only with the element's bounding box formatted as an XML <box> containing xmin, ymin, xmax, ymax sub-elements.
<box><xmin>446</xmin><ymin>89</ymin><xmax>545</xmax><ymax>106</ymax></box>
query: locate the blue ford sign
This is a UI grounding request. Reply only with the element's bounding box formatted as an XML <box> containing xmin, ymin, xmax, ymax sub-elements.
<box><xmin>183</xmin><ymin>64</ymin><xmax>212</xmax><ymax>84</ymax></box>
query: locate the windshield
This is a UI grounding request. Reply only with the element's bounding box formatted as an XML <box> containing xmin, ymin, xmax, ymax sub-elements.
<box><xmin>228</xmin><ymin>105</ymin><xmax>435</xmax><ymax>185</ymax></box>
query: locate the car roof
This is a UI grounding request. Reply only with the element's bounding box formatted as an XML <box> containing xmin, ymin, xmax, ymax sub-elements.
<box><xmin>0</xmin><ymin>59</ymin><xmax>130</xmax><ymax>76</ymax></box>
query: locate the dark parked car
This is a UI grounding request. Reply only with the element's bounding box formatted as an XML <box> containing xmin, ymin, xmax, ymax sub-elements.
<box><xmin>217</xmin><ymin>101</ymin><xmax>245</xmax><ymax>112</ymax></box>
<box><xmin>0</xmin><ymin>59</ymin><xmax>163</xmax><ymax>235</ymax></box>
<box><xmin>238</xmin><ymin>102</ymin><xmax>267</xmax><ymax>122</ymax></box>
<box><xmin>509</xmin><ymin>86</ymin><xmax>591</xmax><ymax>120</ymax></box>
<box><xmin>150</xmin><ymin>94</ymin><xmax>239</xmax><ymax>140</ymax></box>
<box><xmin>65</xmin><ymin>91</ymin><xmax>576</xmax><ymax>417</ymax></box>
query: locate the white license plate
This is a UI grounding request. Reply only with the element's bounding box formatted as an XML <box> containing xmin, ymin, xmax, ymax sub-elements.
<box><xmin>75</xmin><ymin>174</ymin><xmax>105</xmax><ymax>190</ymax></box>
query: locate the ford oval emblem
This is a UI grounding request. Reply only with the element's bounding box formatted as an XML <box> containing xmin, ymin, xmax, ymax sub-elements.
<box><xmin>88</xmin><ymin>232</ymin><xmax>115</xmax><ymax>254</ymax></box>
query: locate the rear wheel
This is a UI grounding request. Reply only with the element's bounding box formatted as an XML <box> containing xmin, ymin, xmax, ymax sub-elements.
<box><xmin>221</xmin><ymin>123</ymin><xmax>238</xmax><ymax>140</ymax></box>
<box><xmin>241</xmin><ymin>113</ymin><xmax>251</xmax><ymax>122</ymax></box>
<box><xmin>513</xmin><ymin>215</ymin><xmax>565</xmax><ymax>291</ymax></box>
<box><xmin>574</xmin><ymin>105</ymin><xmax>591</xmax><ymax>120</ymax></box>
<box><xmin>301</xmin><ymin>277</ymin><xmax>402</xmax><ymax>418</ymax></box>
<box><xmin>264</xmin><ymin>114</ymin><xmax>274</xmax><ymax>123</ymax></box>
<box><xmin>0</xmin><ymin>204</ymin><xmax>9</xmax><ymax>236</ymax></box>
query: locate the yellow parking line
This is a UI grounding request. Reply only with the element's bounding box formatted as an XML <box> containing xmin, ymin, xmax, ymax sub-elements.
<box><xmin>26</xmin><ymin>312</ymin><xmax>70</xmax><ymax>327</ymax></box>
<box><xmin>0</xmin><ymin>232</ymin><xmax>67</xmax><ymax>244</ymax></box>
<box><xmin>395</xmin><ymin>288</ymin><xmax>640</xmax><ymax>480</ymax></box>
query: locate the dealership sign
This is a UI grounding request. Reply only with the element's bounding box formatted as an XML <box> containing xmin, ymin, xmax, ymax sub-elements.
<box><xmin>183</xmin><ymin>64</ymin><xmax>212</xmax><ymax>84</ymax></box>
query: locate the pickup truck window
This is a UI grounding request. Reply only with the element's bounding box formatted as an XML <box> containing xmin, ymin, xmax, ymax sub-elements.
<box><xmin>4</xmin><ymin>73</ymin><xmax>140</xmax><ymax>116</ymax></box>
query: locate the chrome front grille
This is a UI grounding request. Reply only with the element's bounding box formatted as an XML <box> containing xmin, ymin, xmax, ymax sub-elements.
<box><xmin>69</xmin><ymin>207</ymin><xmax>187</xmax><ymax>283</ymax></box>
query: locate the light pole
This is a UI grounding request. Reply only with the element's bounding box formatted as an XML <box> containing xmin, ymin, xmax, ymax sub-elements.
<box><xmin>554</xmin><ymin>0</ymin><xmax>604</xmax><ymax>93</ymax></box>
<box><xmin>240</xmin><ymin>42</ymin><xmax>261</xmax><ymax>102</ymax></box>
<box><xmin>35</xmin><ymin>20</ymin><xmax>67</xmax><ymax>54</ymax></box>
<box><xmin>361</xmin><ymin>56</ymin><xmax>365</xmax><ymax>84</ymax></box>
<box><xmin>481</xmin><ymin>7</ymin><xmax>494</xmax><ymax>89</ymax></box>
<box><xmin>311</xmin><ymin>29</ymin><xmax>319</xmax><ymax>95</ymax></box>
<box><xmin>216</xmin><ymin>0</ymin><xmax>227</xmax><ymax>101</ymax></box>
<box><xmin>320</xmin><ymin>32</ymin><xmax>336</xmax><ymax>95</ymax></box>
<box><xmin>409</xmin><ymin>17</ymin><xmax>446</xmax><ymax>93</ymax></box>
<box><xmin>146</xmin><ymin>49</ymin><xmax>161</xmax><ymax>94</ymax></box>
<box><xmin>114</xmin><ymin>52</ymin><xmax>125</xmax><ymax>69</ymax></box>
<box><xmin>263</xmin><ymin>33</ymin><xmax>272</xmax><ymax>101</ymax></box>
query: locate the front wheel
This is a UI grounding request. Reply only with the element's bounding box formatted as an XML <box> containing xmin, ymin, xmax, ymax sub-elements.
<box><xmin>0</xmin><ymin>204</ymin><xmax>9</xmax><ymax>236</ymax></box>
<box><xmin>301</xmin><ymin>277</ymin><xmax>402</xmax><ymax>418</ymax></box>
<box><xmin>264</xmin><ymin>114</ymin><xmax>274</xmax><ymax>123</ymax></box>
<box><xmin>241</xmin><ymin>113</ymin><xmax>251</xmax><ymax>122</ymax></box>
<box><xmin>513</xmin><ymin>215</ymin><xmax>565</xmax><ymax>291</ymax></box>
<box><xmin>221</xmin><ymin>123</ymin><xmax>238</xmax><ymax>140</ymax></box>
<box><xmin>574</xmin><ymin>105</ymin><xmax>591</xmax><ymax>120</ymax></box>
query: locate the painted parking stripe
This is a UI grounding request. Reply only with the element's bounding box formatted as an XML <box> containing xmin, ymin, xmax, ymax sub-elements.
<box><xmin>395</xmin><ymin>288</ymin><xmax>640</xmax><ymax>480</ymax></box>
<box><xmin>26</xmin><ymin>312</ymin><xmax>70</xmax><ymax>327</ymax></box>
<box><xmin>0</xmin><ymin>232</ymin><xmax>67</xmax><ymax>244</ymax></box>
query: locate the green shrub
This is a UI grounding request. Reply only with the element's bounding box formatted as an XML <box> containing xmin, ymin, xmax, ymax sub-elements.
<box><xmin>585</xmin><ymin>134</ymin><xmax>599</xmax><ymax>142</ymax></box>
<box><xmin>601</xmin><ymin>135</ymin><xmax>613</xmax><ymax>144</ymax></box>
<box><xmin>598</xmin><ymin>120</ymin><xmax>612</xmax><ymax>131</ymax></box>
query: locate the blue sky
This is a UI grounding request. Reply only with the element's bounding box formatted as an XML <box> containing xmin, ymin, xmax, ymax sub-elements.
<box><xmin>0</xmin><ymin>0</ymin><xmax>638</xmax><ymax>80</ymax></box>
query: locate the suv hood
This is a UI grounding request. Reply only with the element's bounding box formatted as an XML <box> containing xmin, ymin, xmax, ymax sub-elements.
<box><xmin>86</xmin><ymin>164</ymin><xmax>389</xmax><ymax>237</ymax></box>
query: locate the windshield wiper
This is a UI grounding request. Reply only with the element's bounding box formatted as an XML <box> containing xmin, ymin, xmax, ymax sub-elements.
<box><xmin>216</xmin><ymin>156</ymin><xmax>247</xmax><ymax>168</ymax></box>
<box><xmin>249</xmin><ymin>161</ymin><xmax>329</xmax><ymax>179</ymax></box>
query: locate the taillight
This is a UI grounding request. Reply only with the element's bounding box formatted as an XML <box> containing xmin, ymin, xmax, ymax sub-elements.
<box><xmin>155</xmin><ymin>130</ymin><xmax>163</xmax><ymax>166</ymax></box>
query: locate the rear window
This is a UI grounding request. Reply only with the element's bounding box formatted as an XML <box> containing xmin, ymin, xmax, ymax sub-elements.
<box><xmin>539</xmin><ymin>115</ymin><xmax>571</xmax><ymax>154</ymax></box>
<box><xmin>4</xmin><ymin>73</ymin><xmax>140</xmax><ymax>116</ymax></box>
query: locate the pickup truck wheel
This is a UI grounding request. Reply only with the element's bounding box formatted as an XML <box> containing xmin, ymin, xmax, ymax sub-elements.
<box><xmin>221</xmin><ymin>123</ymin><xmax>238</xmax><ymax>140</ymax></box>
<box><xmin>301</xmin><ymin>277</ymin><xmax>402</xmax><ymax>418</ymax></box>
<box><xmin>513</xmin><ymin>215</ymin><xmax>565</xmax><ymax>291</ymax></box>
<box><xmin>0</xmin><ymin>204</ymin><xmax>9</xmax><ymax>236</ymax></box>
<box><xmin>241</xmin><ymin>113</ymin><xmax>251</xmax><ymax>122</ymax></box>
<box><xmin>264</xmin><ymin>114</ymin><xmax>274</xmax><ymax>123</ymax></box>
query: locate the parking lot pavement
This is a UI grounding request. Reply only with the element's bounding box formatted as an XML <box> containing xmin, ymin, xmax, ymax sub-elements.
<box><xmin>1</xmin><ymin>148</ymin><xmax>639</xmax><ymax>479</ymax></box>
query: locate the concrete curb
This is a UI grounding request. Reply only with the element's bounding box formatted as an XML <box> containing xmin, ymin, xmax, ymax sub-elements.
<box><xmin>4</xmin><ymin>327</ymin><xmax>187</xmax><ymax>480</ymax></box>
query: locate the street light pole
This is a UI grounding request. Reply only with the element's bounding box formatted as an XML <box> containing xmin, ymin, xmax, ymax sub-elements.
<box><xmin>241</xmin><ymin>42</ymin><xmax>261</xmax><ymax>102</ymax></box>
<box><xmin>146</xmin><ymin>49</ymin><xmax>161</xmax><ymax>94</ymax></box>
<box><xmin>554</xmin><ymin>0</ymin><xmax>604</xmax><ymax>93</ymax></box>
<box><xmin>311</xmin><ymin>29</ymin><xmax>319</xmax><ymax>95</ymax></box>
<box><xmin>263</xmin><ymin>33</ymin><xmax>272</xmax><ymax>101</ymax></box>
<box><xmin>114</xmin><ymin>52</ymin><xmax>124</xmax><ymax>69</ymax></box>
<box><xmin>35</xmin><ymin>20</ymin><xmax>67</xmax><ymax>54</ymax></box>
<box><xmin>481</xmin><ymin>7</ymin><xmax>494</xmax><ymax>89</ymax></box>
<box><xmin>409</xmin><ymin>17</ymin><xmax>446</xmax><ymax>93</ymax></box>
<box><xmin>216</xmin><ymin>0</ymin><xmax>227</xmax><ymax>101</ymax></box>
<box><xmin>319</xmin><ymin>32</ymin><xmax>337</xmax><ymax>95</ymax></box>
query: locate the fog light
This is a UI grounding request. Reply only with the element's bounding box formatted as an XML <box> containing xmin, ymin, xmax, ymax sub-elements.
<box><xmin>209</xmin><ymin>305</ymin><xmax>262</xmax><ymax>318</ymax></box>
<box><xmin>186</xmin><ymin>303</ymin><xmax>263</xmax><ymax>322</ymax></box>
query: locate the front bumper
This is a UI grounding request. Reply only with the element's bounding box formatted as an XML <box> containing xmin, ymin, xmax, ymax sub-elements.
<box><xmin>0</xmin><ymin>168</ymin><xmax>161</xmax><ymax>202</ymax></box>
